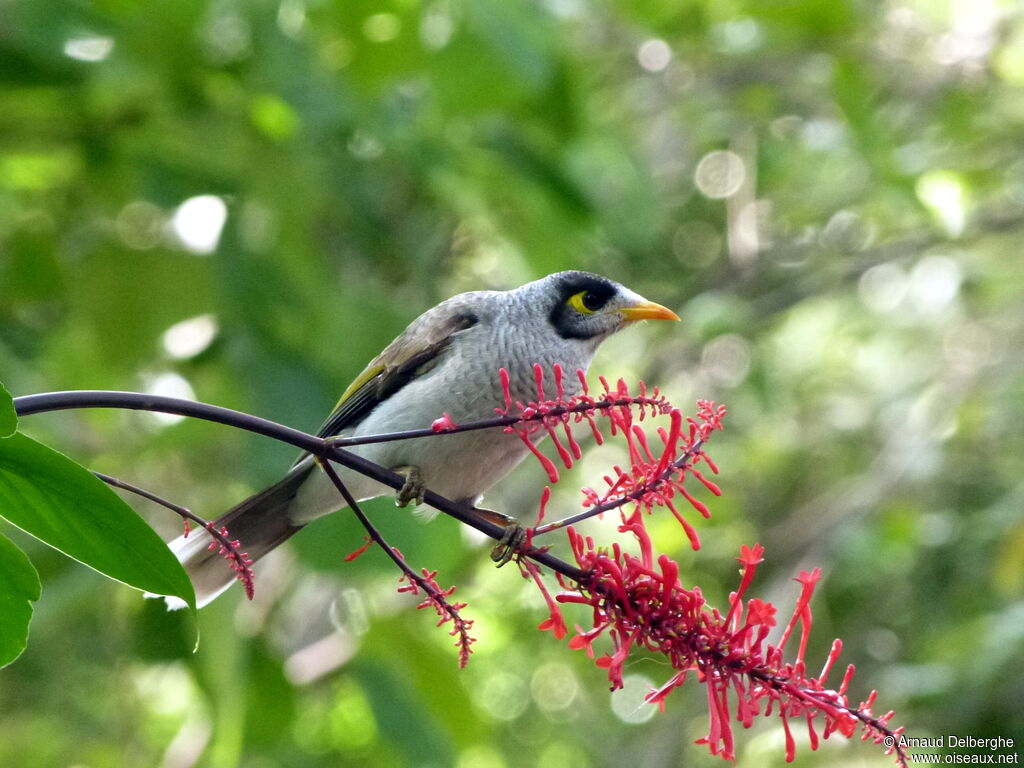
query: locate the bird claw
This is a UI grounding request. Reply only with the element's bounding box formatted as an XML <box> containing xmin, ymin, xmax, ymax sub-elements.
<box><xmin>468</xmin><ymin>507</ymin><xmax>527</xmax><ymax>566</ymax></box>
<box><xmin>490</xmin><ymin>522</ymin><xmax>527</xmax><ymax>567</ymax></box>
<box><xmin>394</xmin><ymin>465</ymin><xmax>426</xmax><ymax>508</ymax></box>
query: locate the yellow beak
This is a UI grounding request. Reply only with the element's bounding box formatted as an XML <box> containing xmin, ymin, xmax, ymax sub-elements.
<box><xmin>619</xmin><ymin>299</ymin><xmax>681</xmax><ymax>322</ymax></box>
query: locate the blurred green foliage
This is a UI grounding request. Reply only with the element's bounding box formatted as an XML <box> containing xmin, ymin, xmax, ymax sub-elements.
<box><xmin>2</xmin><ymin>0</ymin><xmax>1024</xmax><ymax>766</ymax></box>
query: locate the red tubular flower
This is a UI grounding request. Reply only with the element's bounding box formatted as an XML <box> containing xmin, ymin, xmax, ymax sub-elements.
<box><xmin>725</xmin><ymin>542</ymin><xmax>765</xmax><ymax>628</ymax></box>
<box><xmin>520</xmin><ymin>558</ymin><xmax>567</xmax><ymax>640</ymax></box>
<box><xmin>778</xmin><ymin>568</ymin><xmax>822</xmax><ymax>665</ymax></box>
<box><xmin>343</xmin><ymin>536</ymin><xmax>374</xmax><ymax>562</ymax></box>
<box><xmin>744</xmin><ymin>598</ymin><xmax>777</xmax><ymax>629</ymax></box>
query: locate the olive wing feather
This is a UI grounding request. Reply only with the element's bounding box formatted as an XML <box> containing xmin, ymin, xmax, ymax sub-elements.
<box><xmin>314</xmin><ymin>298</ymin><xmax>481</xmax><ymax>439</ymax></box>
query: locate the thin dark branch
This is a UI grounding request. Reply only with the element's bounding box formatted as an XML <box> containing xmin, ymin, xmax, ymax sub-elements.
<box><xmin>93</xmin><ymin>470</ymin><xmax>255</xmax><ymax>599</ymax></box>
<box><xmin>316</xmin><ymin>459</ymin><xmax>416</xmax><ymax>579</ymax></box>
<box><xmin>329</xmin><ymin>395</ymin><xmax>664</xmax><ymax>447</ymax></box>
<box><xmin>318</xmin><ymin>458</ymin><xmax>477</xmax><ymax>666</ymax></box>
<box><xmin>93</xmin><ymin>470</ymin><xmax>197</xmax><ymax>522</ymax></box>
<box><xmin>324</xmin><ymin>447</ymin><xmax>589</xmax><ymax>580</ymax></box>
<box><xmin>14</xmin><ymin>390</ymin><xmax>586</xmax><ymax>582</ymax></box>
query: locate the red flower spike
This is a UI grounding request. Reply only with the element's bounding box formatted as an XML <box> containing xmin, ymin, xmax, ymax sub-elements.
<box><xmin>839</xmin><ymin>664</ymin><xmax>856</xmax><ymax>697</ymax></box>
<box><xmin>778</xmin><ymin>568</ymin><xmax>822</xmax><ymax>658</ymax></box>
<box><xmin>678</xmin><ymin>486</ymin><xmax>710</xmax><ymax>519</ymax></box>
<box><xmin>519</xmin><ymin>431</ymin><xmax>560</xmax><ymax>483</ymax></box>
<box><xmin>200</xmin><ymin>521</ymin><xmax>256</xmax><ymax>600</ymax></box>
<box><xmin>726</xmin><ymin>542</ymin><xmax>765</xmax><ymax>627</ymax></box>
<box><xmin>553</xmin><ymin>363</ymin><xmax>566</xmax><ymax>397</ymax></box>
<box><xmin>397</xmin><ymin>566</ymin><xmax>476</xmax><ymax>667</ymax></box>
<box><xmin>576</xmin><ymin>368</ymin><xmax>589</xmax><ymax>394</ymax></box>
<box><xmin>528</xmin><ymin>534</ymin><xmax>906</xmax><ymax>766</ymax></box>
<box><xmin>666</xmin><ymin>500</ymin><xmax>702</xmax><ymax>549</ymax></box>
<box><xmin>781</xmin><ymin>710</ymin><xmax>796</xmax><ymax>762</ymax></box>
<box><xmin>544</xmin><ymin>422</ymin><xmax>575</xmax><ymax>469</ymax></box>
<box><xmin>562</xmin><ymin>420</ymin><xmax>583</xmax><ymax>460</ymax></box>
<box><xmin>690</xmin><ymin>468</ymin><xmax>722</xmax><ymax>496</ymax></box>
<box><xmin>567</xmin><ymin>623</ymin><xmax>607</xmax><ymax>657</ymax></box>
<box><xmin>631</xmin><ymin>424</ymin><xmax>654</xmax><ymax>462</ymax></box>
<box><xmin>737</xmin><ymin>542</ymin><xmax>766</xmax><ymax>568</ymax></box>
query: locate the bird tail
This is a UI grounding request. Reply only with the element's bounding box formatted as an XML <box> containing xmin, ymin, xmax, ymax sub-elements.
<box><xmin>169</xmin><ymin>463</ymin><xmax>314</xmax><ymax>608</ymax></box>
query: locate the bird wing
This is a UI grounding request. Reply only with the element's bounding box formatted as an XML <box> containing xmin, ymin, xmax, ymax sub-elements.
<box><xmin>314</xmin><ymin>296</ymin><xmax>482</xmax><ymax>439</ymax></box>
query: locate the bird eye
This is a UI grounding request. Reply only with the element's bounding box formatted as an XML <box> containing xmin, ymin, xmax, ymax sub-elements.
<box><xmin>568</xmin><ymin>290</ymin><xmax>606</xmax><ymax>315</ymax></box>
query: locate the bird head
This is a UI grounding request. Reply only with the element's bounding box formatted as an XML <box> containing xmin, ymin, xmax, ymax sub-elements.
<box><xmin>539</xmin><ymin>271</ymin><xmax>680</xmax><ymax>341</ymax></box>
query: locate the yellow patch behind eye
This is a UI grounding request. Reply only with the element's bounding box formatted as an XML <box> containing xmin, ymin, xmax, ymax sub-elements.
<box><xmin>568</xmin><ymin>291</ymin><xmax>595</xmax><ymax>315</ymax></box>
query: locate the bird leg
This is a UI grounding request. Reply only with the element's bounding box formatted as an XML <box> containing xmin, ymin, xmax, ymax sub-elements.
<box><xmin>470</xmin><ymin>507</ymin><xmax>528</xmax><ymax>567</ymax></box>
<box><xmin>392</xmin><ymin>471</ymin><xmax>526</xmax><ymax>564</ymax></box>
<box><xmin>393</xmin><ymin>465</ymin><xmax>426</xmax><ymax>508</ymax></box>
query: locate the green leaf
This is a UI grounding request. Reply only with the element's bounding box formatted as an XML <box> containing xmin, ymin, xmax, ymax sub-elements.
<box><xmin>0</xmin><ymin>530</ymin><xmax>40</xmax><ymax>668</ymax></box>
<box><xmin>0</xmin><ymin>432</ymin><xmax>196</xmax><ymax>611</ymax></box>
<box><xmin>0</xmin><ymin>381</ymin><xmax>15</xmax><ymax>438</ymax></box>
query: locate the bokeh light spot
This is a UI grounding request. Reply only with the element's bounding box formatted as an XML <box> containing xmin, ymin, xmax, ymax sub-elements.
<box><xmin>701</xmin><ymin>334</ymin><xmax>752</xmax><ymax>388</ymax></box>
<box><xmin>609</xmin><ymin>674</ymin><xmax>658</xmax><ymax>724</ymax></box>
<box><xmin>169</xmin><ymin>195</ymin><xmax>228</xmax><ymax>255</ymax></box>
<box><xmin>694</xmin><ymin>150</ymin><xmax>745</xmax><ymax>199</ymax></box>
<box><xmin>859</xmin><ymin>263</ymin><xmax>909</xmax><ymax>314</ymax></box>
<box><xmin>364</xmin><ymin>13</ymin><xmax>401</xmax><ymax>43</ymax></box>
<box><xmin>63</xmin><ymin>35</ymin><xmax>114</xmax><ymax>62</ymax></box>
<box><xmin>637</xmin><ymin>39</ymin><xmax>672</xmax><ymax>72</ymax></box>
<box><xmin>908</xmin><ymin>255</ymin><xmax>962</xmax><ymax>315</ymax></box>
<box><xmin>916</xmin><ymin>171</ymin><xmax>966</xmax><ymax>236</ymax></box>
<box><xmin>116</xmin><ymin>201</ymin><xmax>164</xmax><ymax>250</ymax></box>
<box><xmin>530</xmin><ymin>662</ymin><xmax>579</xmax><ymax>712</ymax></box>
<box><xmin>475</xmin><ymin>672</ymin><xmax>529</xmax><ymax>721</ymax></box>
<box><xmin>161</xmin><ymin>314</ymin><xmax>219</xmax><ymax>360</ymax></box>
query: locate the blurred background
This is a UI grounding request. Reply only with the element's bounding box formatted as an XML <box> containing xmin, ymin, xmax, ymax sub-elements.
<box><xmin>2</xmin><ymin>0</ymin><xmax>1024</xmax><ymax>766</ymax></box>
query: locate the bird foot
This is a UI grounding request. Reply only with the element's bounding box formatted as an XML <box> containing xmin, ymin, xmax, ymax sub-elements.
<box><xmin>470</xmin><ymin>507</ymin><xmax>528</xmax><ymax>566</ymax></box>
<box><xmin>491</xmin><ymin>523</ymin><xmax>528</xmax><ymax>567</ymax></box>
<box><xmin>394</xmin><ymin>465</ymin><xmax>426</xmax><ymax>508</ymax></box>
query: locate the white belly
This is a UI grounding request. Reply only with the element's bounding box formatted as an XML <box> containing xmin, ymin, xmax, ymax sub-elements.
<box><xmin>289</xmin><ymin>361</ymin><xmax>531</xmax><ymax>523</ymax></box>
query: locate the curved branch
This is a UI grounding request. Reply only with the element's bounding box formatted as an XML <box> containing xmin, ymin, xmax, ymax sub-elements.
<box><xmin>13</xmin><ymin>390</ymin><xmax>586</xmax><ymax>582</ymax></box>
<box><xmin>14</xmin><ymin>390</ymin><xmax>324</xmax><ymax>453</ymax></box>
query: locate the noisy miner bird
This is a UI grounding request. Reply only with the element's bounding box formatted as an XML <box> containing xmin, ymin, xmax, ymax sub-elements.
<box><xmin>172</xmin><ymin>271</ymin><xmax>679</xmax><ymax>606</ymax></box>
